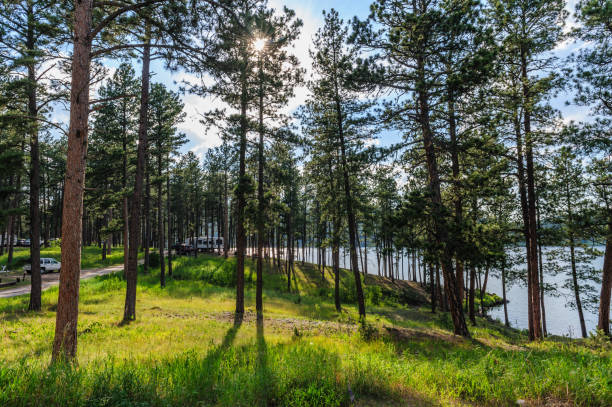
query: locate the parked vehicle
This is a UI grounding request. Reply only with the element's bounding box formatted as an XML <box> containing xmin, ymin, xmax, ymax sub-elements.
<box><xmin>24</xmin><ymin>258</ymin><xmax>61</xmax><ymax>274</ymax></box>
<box><xmin>185</xmin><ymin>237</ymin><xmax>223</xmax><ymax>253</ymax></box>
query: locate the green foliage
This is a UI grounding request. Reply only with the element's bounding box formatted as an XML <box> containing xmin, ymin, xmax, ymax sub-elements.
<box><xmin>148</xmin><ymin>252</ymin><xmax>160</xmax><ymax>269</ymax></box>
<box><xmin>358</xmin><ymin>320</ymin><xmax>380</xmax><ymax>342</ymax></box>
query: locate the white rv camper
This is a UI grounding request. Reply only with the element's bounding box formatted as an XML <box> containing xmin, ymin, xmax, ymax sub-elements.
<box><xmin>185</xmin><ymin>237</ymin><xmax>223</xmax><ymax>253</ymax></box>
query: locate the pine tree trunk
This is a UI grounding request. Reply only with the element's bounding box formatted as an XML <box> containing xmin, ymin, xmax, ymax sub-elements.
<box><xmin>52</xmin><ymin>0</ymin><xmax>93</xmax><ymax>361</ymax></box>
<box><xmin>144</xmin><ymin>168</ymin><xmax>150</xmax><ymax>272</ymax></box>
<box><xmin>158</xmin><ymin>153</ymin><xmax>165</xmax><ymax>288</ymax></box>
<box><xmin>597</xmin><ymin>220</ymin><xmax>611</xmax><ymax>335</ymax></box>
<box><xmin>235</xmin><ymin>66</ymin><xmax>248</xmax><ymax>315</ymax></box>
<box><xmin>26</xmin><ymin>30</ymin><xmax>41</xmax><ymax>311</ymax></box>
<box><xmin>448</xmin><ymin>92</ymin><xmax>464</xmax><ymax>307</ymax></box>
<box><xmin>167</xmin><ymin>158</ymin><xmax>172</xmax><ymax>275</ymax></box>
<box><xmin>521</xmin><ymin>50</ymin><xmax>542</xmax><ymax>340</ymax></box>
<box><xmin>515</xmin><ymin>113</ymin><xmax>535</xmax><ymax>338</ymax></box>
<box><xmin>333</xmin><ymin>220</ymin><xmax>341</xmax><ymax>312</ymax></box>
<box><xmin>536</xmin><ymin>198</ymin><xmax>547</xmax><ymax>336</ymax></box>
<box><xmin>335</xmin><ymin>95</ymin><xmax>365</xmax><ymax>318</ymax></box>
<box><xmin>430</xmin><ymin>263</ymin><xmax>436</xmax><ymax>313</ymax></box>
<box><xmin>123</xmin><ymin>25</ymin><xmax>151</xmax><ymax>322</ymax></box>
<box><xmin>417</xmin><ymin>63</ymin><xmax>469</xmax><ymax>337</ymax></box>
<box><xmin>256</xmin><ymin>61</ymin><xmax>264</xmax><ymax>318</ymax></box>
<box><xmin>469</xmin><ymin>264</ymin><xmax>476</xmax><ymax>325</ymax></box>
<box><xmin>223</xmin><ymin>169</ymin><xmax>229</xmax><ymax>259</ymax></box>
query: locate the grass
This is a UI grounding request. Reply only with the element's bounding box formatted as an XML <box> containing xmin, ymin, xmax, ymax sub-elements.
<box><xmin>0</xmin><ymin>251</ymin><xmax>610</xmax><ymax>406</ymax></box>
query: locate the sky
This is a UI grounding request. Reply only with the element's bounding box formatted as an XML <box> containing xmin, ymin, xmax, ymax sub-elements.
<box><xmin>49</xmin><ymin>0</ymin><xmax>590</xmax><ymax>158</ymax></box>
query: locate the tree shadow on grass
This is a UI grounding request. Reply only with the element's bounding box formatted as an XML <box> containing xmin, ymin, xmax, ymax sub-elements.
<box><xmin>254</xmin><ymin>318</ymin><xmax>275</xmax><ymax>406</ymax></box>
<box><xmin>187</xmin><ymin>313</ymin><xmax>244</xmax><ymax>405</ymax></box>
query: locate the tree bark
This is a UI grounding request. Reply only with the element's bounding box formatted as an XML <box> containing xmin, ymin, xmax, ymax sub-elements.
<box><xmin>167</xmin><ymin>156</ymin><xmax>172</xmax><ymax>275</ymax></box>
<box><xmin>52</xmin><ymin>0</ymin><xmax>93</xmax><ymax>361</ymax></box>
<box><xmin>234</xmin><ymin>61</ymin><xmax>248</xmax><ymax>315</ymax></box>
<box><xmin>158</xmin><ymin>152</ymin><xmax>165</xmax><ymax>287</ymax></box>
<box><xmin>597</xmin><ymin>221</ymin><xmax>611</xmax><ymax>335</ymax></box>
<box><xmin>123</xmin><ymin>24</ymin><xmax>151</xmax><ymax>322</ymax></box>
<box><xmin>26</xmin><ymin>13</ymin><xmax>41</xmax><ymax>310</ymax></box>
<box><xmin>448</xmin><ymin>92</ymin><xmax>464</xmax><ymax>308</ymax></box>
<box><xmin>521</xmin><ymin>49</ymin><xmax>543</xmax><ymax>340</ymax></box>
<box><xmin>335</xmin><ymin>96</ymin><xmax>365</xmax><ymax>318</ymax></box>
<box><xmin>417</xmin><ymin>61</ymin><xmax>469</xmax><ymax>337</ymax></box>
<box><xmin>256</xmin><ymin>58</ymin><xmax>265</xmax><ymax>318</ymax></box>
<box><xmin>502</xmin><ymin>262</ymin><xmax>509</xmax><ymax>327</ymax></box>
<box><xmin>144</xmin><ymin>167</ymin><xmax>150</xmax><ymax>271</ymax></box>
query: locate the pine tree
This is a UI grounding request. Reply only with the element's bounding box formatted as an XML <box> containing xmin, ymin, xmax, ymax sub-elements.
<box><xmin>352</xmin><ymin>0</ymin><xmax>475</xmax><ymax>335</ymax></box>
<box><xmin>148</xmin><ymin>83</ymin><xmax>186</xmax><ymax>288</ymax></box>
<box><xmin>572</xmin><ymin>0</ymin><xmax>612</xmax><ymax>336</ymax></box>
<box><xmin>490</xmin><ymin>0</ymin><xmax>567</xmax><ymax>340</ymax></box>
<box><xmin>251</xmin><ymin>5</ymin><xmax>302</xmax><ymax>318</ymax></box>
<box><xmin>303</xmin><ymin>9</ymin><xmax>377</xmax><ymax>318</ymax></box>
<box><xmin>0</xmin><ymin>0</ymin><xmax>65</xmax><ymax>311</ymax></box>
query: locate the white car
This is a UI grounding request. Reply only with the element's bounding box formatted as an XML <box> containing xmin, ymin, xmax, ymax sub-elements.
<box><xmin>24</xmin><ymin>258</ymin><xmax>61</xmax><ymax>274</ymax></box>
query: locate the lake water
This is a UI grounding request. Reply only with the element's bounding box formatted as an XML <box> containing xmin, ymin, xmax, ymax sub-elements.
<box><xmin>292</xmin><ymin>245</ymin><xmax>607</xmax><ymax>338</ymax></box>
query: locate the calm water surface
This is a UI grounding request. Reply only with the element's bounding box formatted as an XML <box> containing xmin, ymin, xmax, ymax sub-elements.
<box><xmin>295</xmin><ymin>245</ymin><xmax>607</xmax><ymax>337</ymax></box>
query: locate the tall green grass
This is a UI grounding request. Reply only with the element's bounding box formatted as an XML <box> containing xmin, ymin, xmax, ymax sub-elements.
<box><xmin>0</xmin><ymin>254</ymin><xmax>610</xmax><ymax>406</ymax></box>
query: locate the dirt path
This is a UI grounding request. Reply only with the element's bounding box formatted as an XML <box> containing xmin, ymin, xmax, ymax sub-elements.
<box><xmin>0</xmin><ymin>263</ymin><xmax>128</xmax><ymax>299</ymax></box>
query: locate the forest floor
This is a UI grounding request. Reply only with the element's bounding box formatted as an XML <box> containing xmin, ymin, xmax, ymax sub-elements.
<box><xmin>0</xmin><ymin>251</ymin><xmax>610</xmax><ymax>406</ymax></box>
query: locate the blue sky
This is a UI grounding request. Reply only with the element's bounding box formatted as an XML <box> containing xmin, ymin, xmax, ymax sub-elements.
<box><xmin>98</xmin><ymin>0</ymin><xmax>589</xmax><ymax>157</ymax></box>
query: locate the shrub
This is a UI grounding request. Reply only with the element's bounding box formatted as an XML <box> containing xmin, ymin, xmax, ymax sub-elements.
<box><xmin>148</xmin><ymin>252</ymin><xmax>160</xmax><ymax>268</ymax></box>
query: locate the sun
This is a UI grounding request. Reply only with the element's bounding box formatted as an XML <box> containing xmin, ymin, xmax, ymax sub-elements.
<box><xmin>253</xmin><ymin>37</ymin><xmax>266</xmax><ymax>53</ymax></box>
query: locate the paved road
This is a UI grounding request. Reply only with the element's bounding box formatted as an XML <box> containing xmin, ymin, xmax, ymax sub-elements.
<box><xmin>0</xmin><ymin>263</ymin><xmax>127</xmax><ymax>299</ymax></box>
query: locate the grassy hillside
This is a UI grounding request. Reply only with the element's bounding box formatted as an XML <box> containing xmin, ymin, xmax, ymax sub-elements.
<box><xmin>0</xmin><ymin>252</ymin><xmax>610</xmax><ymax>406</ymax></box>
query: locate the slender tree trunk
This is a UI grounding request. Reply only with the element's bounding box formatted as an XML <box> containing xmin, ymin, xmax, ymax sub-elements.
<box><xmin>565</xmin><ymin>180</ymin><xmax>587</xmax><ymax>338</ymax></box>
<box><xmin>521</xmin><ymin>50</ymin><xmax>542</xmax><ymax>340</ymax></box>
<box><xmin>167</xmin><ymin>158</ymin><xmax>172</xmax><ymax>275</ymax></box>
<box><xmin>448</xmin><ymin>92</ymin><xmax>464</xmax><ymax>308</ymax></box>
<box><xmin>536</xmin><ymin>197</ymin><xmax>547</xmax><ymax>336</ymax></box>
<box><xmin>144</xmin><ymin>168</ymin><xmax>150</xmax><ymax>272</ymax></box>
<box><xmin>430</xmin><ymin>263</ymin><xmax>436</xmax><ymax>313</ymax></box>
<box><xmin>468</xmin><ymin>264</ymin><xmax>476</xmax><ymax>325</ymax></box>
<box><xmin>333</xmin><ymin>220</ymin><xmax>341</xmax><ymax>312</ymax></box>
<box><xmin>570</xmin><ymin>242</ymin><xmax>587</xmax><ymax>338</ymax></box>
<box><xmin>256</xmin><ymin>59</ymin><xmax>265</xmax><ymax>318</ymax></box>
<box><xmin>235</xmin><ymin>64</ymin><xmax>248</xmax><ymax>315</ymax></box>
<box><xmin>52</xmin><ymin>0</ymin><xmax>93</xmax><ymax>361</ymax></box>
<box><xmin>223</xmin><ymin>169</ymin><xmax>229</xmax><ymax>259</ymax></box>
<box><xmin>26</xmin><ymin>15</ymin><xmax>41</xmax><ymax>310</ymax></box>
<box><xmin>123</xmin><ymin>25</ymin><xmax>151</xmax><ymax>322</ymax></box>
<box><xmin>502</xmin><ymin>262</ymin><xmax>509</xmax><ymax>327</ymax></box>
<box><xmin>515</xmin><ymin>113</ymin><xmax>534</xmax><ymax>338</ymax></box>
<box><xmin>158</xmin><ymin>153</ymin><xmax>165</xmax><ymax>287</ymax></box>
<box><xmin>597</xmin><ymin>221</ymin><xmax>611</xmax><ymax>335</ymax></box>
<box><xmin>364</xmin><ymin>232</ymin><xmax>368</xmax><ymax>275</ymax></box>
<box><xmin>480</xmin><ymin>266</ymin><xmax>489</xmax><ymax>316</ymax></box>
<box><xmin>417</xmin><ymin>63</ymin><xmax>469</xmax><ymax>337</ymax></box>
<box><xmin>335</xmin><ymin>94</ymin><xmax>365</xmax><ymax>318</ymax></box>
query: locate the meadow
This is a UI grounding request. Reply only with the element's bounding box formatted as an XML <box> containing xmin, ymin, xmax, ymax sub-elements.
<box><xmin>0</xmin><ymin>251</ymin><xmax>610</xmax><ymax>406</ymax></box>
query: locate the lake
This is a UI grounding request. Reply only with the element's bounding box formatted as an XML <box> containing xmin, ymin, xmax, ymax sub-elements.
<box><xmin>293</xmin><ymin>245</ymin><xmax>607</xmax><ymax>337</ymax></box>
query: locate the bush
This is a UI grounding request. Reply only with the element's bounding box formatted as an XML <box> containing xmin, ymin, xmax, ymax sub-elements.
<box><xmin>358</xmin><ymin>320</ymin><xmax>380</xmax><ymax>342</ymax></box>
<box><xmin>148</xmin><ymin>252</ymin><xmax>160</xmax><ymax>268</ymax></box>
<box><xmin>365</xmin><ymin>285</ymin><xmax>382</xmax><ymax>306</ymax></box>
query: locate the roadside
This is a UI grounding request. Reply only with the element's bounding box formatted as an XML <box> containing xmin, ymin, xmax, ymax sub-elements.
<box><xmin>0</xmin><ymin>262</ymin><xmax>129</xmax><ymax>298</ymax></box>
